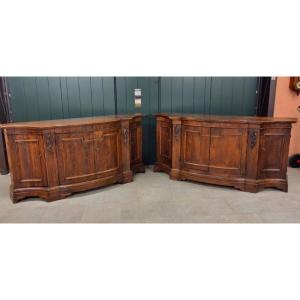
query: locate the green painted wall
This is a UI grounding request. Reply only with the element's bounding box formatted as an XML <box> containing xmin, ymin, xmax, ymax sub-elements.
<box><xmin>160</xmin><ymin>77</ymin><xmax>258</xmax><ymax>115</ymax></box>
<box><xmin>7</xmin><ymin>76</ymin><xmax>258</xmax><ymax>164</ymax></box>
<box><xmin>7</xmin><ymin>77</ymin><xmax>115</xmax><ymax>121</ymax></box>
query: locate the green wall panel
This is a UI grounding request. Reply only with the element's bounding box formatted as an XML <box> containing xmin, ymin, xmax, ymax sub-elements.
<box><xmin>193</xmin><ymin>77</ymin><xmax>211</xmax><ymax>113</ymax></box>
<box><xmin>160</xmin><ymin>77</ymin><xmax>172</xmax><ymax>112</ymax></box>
<box><xmin>48</xmin><ymin>77</ymin><xmax>63</xmax><ymax>119</ymax></box>
<box><xmin>79</xmin><ymin>77</ymin><xmax>93</xmax><ymax>117</ymax></box>
<box><xmin>116</xmin><ymin>77</ymin><xmax>159</xmax><ymax>164</ymax></box>
<box><xmin>7</xmin><ymin>76</ymin><xmax>258</xmax><ymax>164</ymax></box>
<box><xmin>23</xmin><ymin>77</ymin><xmax>39</xmax><ymax>121</ymax></box>
<box><xmin>36</xmin><ymin>77</ymin><xmax>51</xmax><ymax>120</ymax></box>
<box><xmin>160</xmin><ymin>77</ymin><xmax>258</xmax><ymax>115</ymax></box>
<box><xmin>182</xmin><ymin>77</ymin><xmax>194</xmax><ymax>113</ymax></box>
<box><xmin>102</xmin><ymin>78</ymin><xmax>115</xmax><ymax>115</ymax></box>
<box><xmin>8</xmin><ymin>77</ymin><xmax>115</xmax><ymax>121</ymax></box>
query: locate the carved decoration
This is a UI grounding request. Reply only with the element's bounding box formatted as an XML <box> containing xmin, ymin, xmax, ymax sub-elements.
<box><xmin>123</xmin><ymin>127</ymin><xmax>129</xmax><ymax>144</ymax></box>
<box><xmin>45</xmin><ymin>133</ymin><xmax>54</xmax><ymax>153</ymax></box>
<box><xmin>249</xmin><ymin>129</ymin><xmax>257</xmax><ymax>149</ymax></box>
<box><xmin>174</xmin><ymin>124</ymin><xmax>181</xmax><ymax>142</ymax></box>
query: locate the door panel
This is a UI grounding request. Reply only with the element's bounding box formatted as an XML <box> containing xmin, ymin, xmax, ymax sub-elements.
<box><xmin>94</xmin><ymin>129</ymin><xmax>121</xmax><ymax>177</ymax></box>
<box><xmin>209</xmin><ymin>127</ymin><xmax>247</xmax><ymax>177</ymax></box>
<box><xmin>258</xmin><ymin>129</ymin><xmax>289</xmax><ymax>179</ymax></box>
<box><xmin>56</xmin><ymin>132</ymin><xmax>95</xmax><ymax>184</ymax></box>
<box><xmin>181</xmin><ymin>125</ymin><xmax>210</xmax><ymax>172</ymax></box>
<box><xmin>8</xmin><ymin>134</ymin><xmax>47</xmax><ymax>187</ymax></box>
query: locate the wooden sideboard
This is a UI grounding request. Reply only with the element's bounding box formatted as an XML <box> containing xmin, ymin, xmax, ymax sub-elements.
<box><xmin>154</xmin><ymin>113</ymin><xmax>297</xmax><ymax>192</ymax></box>
<box><xmin>1</xmin><ymin>114</ymin><xmax>144</xmax><ymax>203</ymax></box>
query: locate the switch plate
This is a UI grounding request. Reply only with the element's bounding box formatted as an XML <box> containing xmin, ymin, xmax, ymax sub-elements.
<box><xmin>134</xmin><ymin>88</ymin><xmax>142</xmax><ymax>108</ymax></box>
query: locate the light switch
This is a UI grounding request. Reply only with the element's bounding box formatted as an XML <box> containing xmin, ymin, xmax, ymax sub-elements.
<box><xmin>134</xmin><ymin>88</ymin><xmax>142</xmax><ymax>108</ymax></box>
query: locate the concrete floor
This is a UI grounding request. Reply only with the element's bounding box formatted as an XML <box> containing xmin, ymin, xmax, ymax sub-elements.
<box><xmin>0</xmin><ymin>166</ymin><xmax>300</xmax><ymax>223</ymax></box>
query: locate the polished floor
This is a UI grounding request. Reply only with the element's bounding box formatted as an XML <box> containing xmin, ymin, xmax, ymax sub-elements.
<box><xmin>1</xmin><ymin>166</ymin><xmax>300</xmax><ymax>223</ymax></box>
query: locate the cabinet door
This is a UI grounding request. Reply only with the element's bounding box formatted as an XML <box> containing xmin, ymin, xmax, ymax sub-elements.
<box><xmin>157</xmin><ymin>120</ymin><xmax>172</xmax><ymax>166</ymax></box>
<box><xmin>7</xmin><ymin>133</ymin><xmax>47</xmax><ymax>188</ymax></box>
<box><xmin>209</xmin><ymin>127</ymin><xmax>247</xmax><ymax>177</ymax></box>
<box><xmin>258</xmin><ymin>128</ymin><xmax>290</xmax><ymax>179</ymax></box>
<box><xmin>181</xmin><ymin>125</ymin><xmax>210</xmax><ymax>172</ymax></box>
<box><xmin>94</xmin><ymin>128</ymin><xmax>122</xmax><ymax>177</ymax></box>
<box><xmin>56</xmin><ymin>132</ymin><xmax>95</xmax><ymax>185</ymax></box>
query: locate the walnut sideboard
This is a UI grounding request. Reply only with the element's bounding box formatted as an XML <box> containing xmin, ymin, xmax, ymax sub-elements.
<box><xmin>1</xmin><ymin>114</ymin><xmax>144</xmax><ymax>203</ymax></box>
<box><xmin>154</xmin><ymin>113</ymin><xmax>297</xmax><ymax>193</ymax></box>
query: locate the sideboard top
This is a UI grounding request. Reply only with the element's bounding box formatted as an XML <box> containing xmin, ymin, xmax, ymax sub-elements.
<box><xmin>1</xmin><ymin>114</ymin><xmax>142</xmax><ymax>129</ymax></box>
<box><xmin>156</xmin><ymin>113</ymin><xmax>297</xmax><ymax>124</ymax></box>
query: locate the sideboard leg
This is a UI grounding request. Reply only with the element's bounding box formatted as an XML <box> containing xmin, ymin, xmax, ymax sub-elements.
<box><xmin>121</xmin><ymin>170</ymin><xmax>133</xmax><ymax>184</ymax></box>
<box><xmin>153</xmin><ymin>163</ymin><xmax>161</xmax><ymax>172</ymax></box>
<box><xmin>170</xmin><ymin>168</ymin><xmax>181</xmax><ymax>180</ymax></box>
<box><xmin>132</xmin><ymin>163</ymin><xmax>145</xmax><ymax>173</ymax></box>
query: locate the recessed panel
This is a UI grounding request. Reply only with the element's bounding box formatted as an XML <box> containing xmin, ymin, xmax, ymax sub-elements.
<box><xmin>95</xmin><ymin>132</ymin><xmax>120</xmax><ymax>173</ymax></box>
<box><xmin>14</xmin><ymin>136</ymin><xmax>47</xmax><ymax>187</ymax></box>
<box><xmin>56</xmin><ymin>133</ymin><xmax>95</xmax><ymax>184</ymax></box>
<box><xmin>160</xmin><ymin>125</ymin><xmax>171</xmax><ymax>159</ymax></box>
<box><xmin>209</xmin><ymin>127</ymin><xmax>247</xmax><ymax>176</ymax></box>
<box><xmin>182</xmin><ymin>126</ymin><xmax>210</xmax><ymax>172</ymax></box>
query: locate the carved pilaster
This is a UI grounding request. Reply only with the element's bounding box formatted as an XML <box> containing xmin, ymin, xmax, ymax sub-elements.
<box><xmin>170</xmin><ymin>120</ymin><xmax>182</xmax><ymax>180</ymax></box>
<box><xmin>123</xmin><ymin>127</ymin><xmax>129</xmax><ymax>145</ymax></box>
<box><xmin>249</xmin><ymin>128</ymin><xmax>258</xmax><ymax>149</ymax></box>
<box><xmin>121</xmin><ymin>120</ymin><xmax>133</xmax><ymax>183</ymax></box>
<box><xmin>43</xmin><ymin>130</ymin><xmax>59</xmax><ymax>187</ymax></box>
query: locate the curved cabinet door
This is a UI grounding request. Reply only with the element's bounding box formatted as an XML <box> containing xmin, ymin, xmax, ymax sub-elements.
<box><xmin>94</xmin><ymin>127</ymin><xmax>122</xmax><ymax>178</ymax></box>
<box><xmin>181</xmin><ymin>124</ymin><xmax>210</xmax><ymax>172</ymax></box>
<box><xmin>209</xmin><ymin>127</ymin><xmax>247</xmax><ymax>177</ymax></box>
<box><xmin>7</xmin><ymin>133</ymin><xmax>48</xmax><ymax>188</ymax></box>
<box><xmin>56</xmin><ymin>132</ymin><xmax>96</xmax><ymax>185</ymax></box>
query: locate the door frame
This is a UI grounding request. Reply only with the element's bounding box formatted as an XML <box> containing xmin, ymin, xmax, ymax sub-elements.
<box><xmin>0</xmin><ymin>77</ymin><xmax>12</xmax><ymax>174</ymax></box>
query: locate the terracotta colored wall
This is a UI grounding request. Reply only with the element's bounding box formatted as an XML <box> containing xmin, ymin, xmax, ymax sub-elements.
<box><xmin>274</xmin><ymin>77</ymin><xmax>300</xmax><ymax>155</ymax></box>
